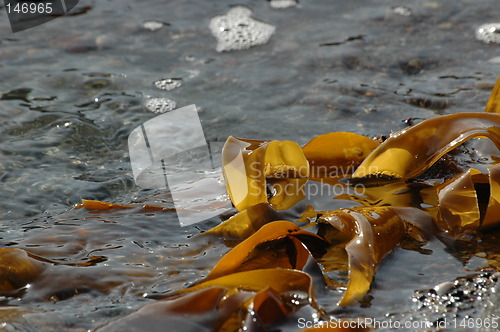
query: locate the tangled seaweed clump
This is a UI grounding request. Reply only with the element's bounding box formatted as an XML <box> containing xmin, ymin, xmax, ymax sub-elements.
<box><xmin>83</xmin><ymin>77</ymin><xmax>500</xmax><ymax>331</ymax></box>
<box><xmin>5</xmin><ymin>77</ymin><xmax>500</xmax><ymax>331</ymax></box>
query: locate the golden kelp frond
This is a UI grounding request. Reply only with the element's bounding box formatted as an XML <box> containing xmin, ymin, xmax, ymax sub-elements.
<box><xmin>100</xmin><ymin>270</ymin><xmax>319</xmax><ymax>332</ymax></box>
<box><xmin>76</xmin><ymin>199</ymin><xmax>175</xmax><ymax>212</ymax></box>
<box><xmin>203</xmin><ymin>203</ymin><xmax>279</xmax><ymax>239</ymax></box>
<box><xmin>303</xmin><ymin>132</ymin><xmax>380</xmax><ymax>178</ymax></box>
<box><xmin>485</xmin><ymin>76</ymin><xmax>500</xmax><ymax>114</ymax></box>
<box><xmin>316</xmin><ymin>207</ymin><xmax>408</xmax><ymax>306</ymax></box>
<box><xmin>267</xmin><ymin>177</ymin><xmax>309</xmax><ymax>210</ymax></box>
<box><xmin>339</xmin><ymin>180</ymin><xmax>424</xmax><ymax>208</ymax></box>
<box><xmin>482</xmin><ymin>164</ymin><xmax>500</xmax><ymax>228</ymax></box>
<box><xmin>179</xmin><ymin>268</ymin><xmax>315</xmax><ymax>298</ymax></box>
<box><xmin>97</xmin><ymin>287</ymin><xmax>229</xmax><ymax>331</ymax></box>
<box><xmin>251</xmin><ymin>287</ymin><xmax>290</xmax><ymax>325</ymax></box>
<box><xmin>352</xmin><ymin>113</ymin><xmax>500</xmax><ymax>180</ymax></box>
<box><xmin>437</xmin><ymin>164</ymin><xmax>500</xmax><ymax>235</ymax></box>
<box><xmin>0</xmin><ymin>248</ymin><xmax>46</xmax><ymax>294</ymax></box>
<box><xmin>437</xmin><ymin>168</ymin><xmax>484</xmax><ymax>236</ymax></box>
<box><xmin>391</xmin><ymin>207</ymin><xmax>436</xmax><ymax>239</ymax></box>
<box><xmin>204</xmin><ymin>221</ymin><xmax>326</xmax><ymax>281</ymax></box>
<box><xmin>222</xmin><ymin>136</ymin><xmax>309</xmax><ymax>211</ymax></box>
<box><xmin>76</xmin><ymin>199</ymin><xmax>134</xmax><ymax>210</ymax></box>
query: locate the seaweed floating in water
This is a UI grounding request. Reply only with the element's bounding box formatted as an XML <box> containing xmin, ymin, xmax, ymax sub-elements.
<box><xmin>38</xmin><ymin>77</ymin><xmax>500</xmax><ymax>330</ymax></box>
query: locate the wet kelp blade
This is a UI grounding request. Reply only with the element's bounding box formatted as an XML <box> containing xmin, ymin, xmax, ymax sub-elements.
<box><xmin>352</xmin><ymin>113</ymin><xmax>500</xmax><ymax>180</ymax></box>
<box><xmin>482</xmin><ymin>164</ymin><xmax>500</xmax><ymax>228</ymax></box>
<box><xmin>100</xmin><ymin>273</ymin><xmax>314</xmax><ymax>332</ymax></box>
<box><xmin>302</xmin><ymin>132</ymin><xmax>379</xmax><ymax>177</ymax></box>
<box><xmin>0</xmin><ymin>248</ymin><xmax>46</xmax><ymax>294</ymax></box>
<box><xmin>76</xmin><ymin>199</ymin><xmax>174</xmax><ymax>212</ymax></box>
<box><xmin>97</xmin><ymin>287</ymin><xmax>230</xmax><ymax>332</ymax></box>
<box><xmin>202</xmin><ymin>203</ymin><xmax>279</xmax><ymax>239</ymax></box>
<box><xmin>316</xmin><ymin>207</ymin><xmax>409</xmax><ymax>306</ymax></box>
<box><xmin>437</xmin><ymin>165</ymin><xmax>500</xmax><ymax>234</ymax></box>
<box><xmin>267</xmin><ymin>177</ymin><xmax>308</xmax><ymax>210</ymax></box>
<box><xmin>437</xmin><ymin>168</ymin><xmax>484</xmax><ymax>235</ymax></box>
<box><xmin>485</xmin><ymin>76</ymin><xmax>500</xmax><ymax>114</ymax></box>
<box><xmin>204</xmin><ymin>221</ymin><xmax>325</xmax><ymax>281</ymax></box>
<box><xmin>338</xmin><ymin>180</ymin><xmax>427</xmax><ymax>208</ymax></box>
<box><xmin>76</xmin><ymin>199</ymin><xmax>134</xmax><ymax>210</ymax></box>
<box><xmin>251</xmin><ymin>287</ymin><xmax>289</xmax><ymax>325</ymax></box>
<box><xmin>222</xmin><ymin>136</ymin><xmax>309</xmax><ymax>211</ymax></box>
<box><xmin>177</xmin><ymin>269</ymin><xmax>316</xmax><ymax>304</ymax></box>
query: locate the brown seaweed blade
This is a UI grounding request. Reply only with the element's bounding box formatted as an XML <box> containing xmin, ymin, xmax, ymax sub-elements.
<box><xmin>437</xmin><ymin>165</ymin><xmax>500</xmax><ymax>234</ymax></box>
<box><xmin>76</xmin><ymin>199</ymin><xmax>175</xmax><ymax>212</ymax></box>
<box><xmin>0</xmin><ymin>248</ymin><xmax>46</xmax><ymax>294</ymax></box>
<box><xmin>352</xmin><ymin>113</ymin><xmax>500</xmax><ymax>180</ymax></box>
<box><xmin>482</xmin><ymin>164</ymin><xmax>500</xmax><ymax>228</ymax></box>
<box><xmin>436</xmin><ymin>168</ymin><xmax>484</xmax><ymax>235</ymax></box>
<box><xmin>76</xmin><ymin>199</ymin><xmax>134</xmax><ymax>210</ymax></box>
<box><xmin>204</xmin><ymin>221</ymin><xmax>325</xmax><ymax>281</ymax></box>
<box><xmin>99</xmin><ymin>270</ymin><xmax>319</xmax><ymax>332</ymax></box>
<box><xmin>485</xmin><ymin>76</ymin><xmax>500</xmax><ymax>114</ymax></box>
<box><xmin>222</xmin><ymin>136</ymin><xmax>309</xmax><ymax>211</ymax></box>
<box><xmin>337</xmin><ymin>181</ymin><xmax>423</xmax><ymax>208</ymax></box>
<box><xmin>203</xmin><ymin>203</ymin><xmax>279</xmax><ymax>239</ymax></box>
<box><xmin>179</xmin><ymin>268</ymin><xmax>315</xmax><ymax>299</ymax></box>
<box><xmin>317</xmin><ymin>207</ymin><xmax>409</xmax><ymax>306</ymax></box>
<box><xmin>97</xmin><ymin>287</ymin><xmax>228</xmax><ymax>331</ymax></box>
<box><xmin>303</xmin><ymin>132</ymin><xmax>380</xmax><ymax>178</ymax></box>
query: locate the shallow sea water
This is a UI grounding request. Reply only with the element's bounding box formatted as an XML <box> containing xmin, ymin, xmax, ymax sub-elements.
<box><xmin>0</xmin><ymin>0</ymin><xmax>500</xmax><ymax>331</ymax></box>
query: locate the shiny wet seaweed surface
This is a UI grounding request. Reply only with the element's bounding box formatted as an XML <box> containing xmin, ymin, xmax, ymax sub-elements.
<box><xmin>1</xmin><ymin>0</ymin><xmax>500</xmax><ymax>331</ymax></box>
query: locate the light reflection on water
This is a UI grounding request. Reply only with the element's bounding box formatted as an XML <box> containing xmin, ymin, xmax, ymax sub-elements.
<box><xmin>0</xmin><ymin>0</ymin><xmax>499</xmax><ymax>330</ymax></box>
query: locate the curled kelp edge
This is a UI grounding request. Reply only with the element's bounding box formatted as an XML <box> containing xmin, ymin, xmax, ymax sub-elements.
<box><xmin>352</xmin><ymin>113</ymin><xmax>500</xmax><ymax>180</ymax></box>
<box><xmin>437</xmin><ymin>164</ymin><xmax>500</xmax><ymax>236</ymax></box>
<box><xmin>0</xmin><ymin>248</ymin><xmax>47</xmax><ymax>295</ymax></box>
<box><xmin>302</xmin><ymin>132</ymin><xmax>380</xmax><ymax>178</ymax></box>
<box><xmin>97</xmin><ymin>270</ymin><xmax>321</xmax><ymax>332</ymax></box>
<box><xmin>485</xmin><ymin>76</ymin><xmax>500</xmax><ymax>114</ymax></box>
<box><xmin>201</xmin><ymin>203</ymin><xmax>280</xmax><ymax>239</ymax></box>
<box><xmin>203</xmin><ymin>221</ymin><xmax>327</xmax><ymax>281</ymax></box>
<box><xmin>222</xmin><ymin>136</ymin><xmax>309</xmax><ymax>211</ymax></box>
<box><xmin>96</xmin><ymin>269</ymin><xmax>324</xmax><ymax>332</ymax></box>
<box><xmin>312</xmin><ymin>207</ymin><xmax>428</xmax><ymax>306</ymax></box>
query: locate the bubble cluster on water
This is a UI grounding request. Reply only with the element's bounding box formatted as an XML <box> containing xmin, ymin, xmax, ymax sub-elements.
<box><xmin>476</xmin><ymin>23</ymin><xmax>500</xmax><ymax>44</ymax></box>
<box><xmin>144</xmin><ymin>98</ymin><xmax>177</xmax><ymax>113</ymax></box>
<box><xmin>411</xmin><ymin>272</ymin><xmax>500</xmax><ymax>326</ymax></box>
<box><xmin>269</xmin><ymin>0</ymin><xmax>299</xmax><ymax>9</ymax></box>
<box><xmin>209</xmin><ymin>6</ymin><xmax>276</xmax><ymax>52</ymax></box>
<box><xmin>143</xmin><ymin>20</ymin><xmax>167</xmax><ymax>31</ymax></box>
<box><xmin>153</xmin><ymin>78</ymin><xmax>182</xmax><ymax>91</ymax></box>
<box><xmin>391</xmin><ymin>6</ymin><xmax>412</xmax><ymax>17</ymax></box>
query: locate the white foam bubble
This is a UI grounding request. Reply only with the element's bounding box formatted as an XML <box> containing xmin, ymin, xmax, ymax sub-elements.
<box><xmin>143</xmin><ymin>20</ymin><xmax>167</xmax><ymax>31</ymax></box>
<box><xmin>270</xmin><ymin>0</ymin><xmax>298</xmax><ymax>9</ymax></box>
<box><xmin>209</xmin><ymin>6</ymin><xmax>276</xmax><ymax>52</ymax></box>
<box><xmin>144</xmin><ymin>98</ymin><xmax>177</xmax><ymax>113</ymax></box>
<box><xmin>476</xmin><ymin>23</ymin><xmax>500</xmax><ymax>44</ymax></box>
<box><xmin>154</xmin><ymin>78</ymin><xmax>182</xmax><ymax>91</ymax></box>
<box><xmin>391</xmin><ymin>6</ymin><xmax>412</xmax><ymax>16</ymax></box>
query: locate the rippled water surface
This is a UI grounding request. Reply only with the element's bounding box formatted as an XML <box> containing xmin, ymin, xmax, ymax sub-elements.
<box><xmin>1</xmin><ymin>0</ymin><xmax>499</xmax><ymax>331</ymax></box>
